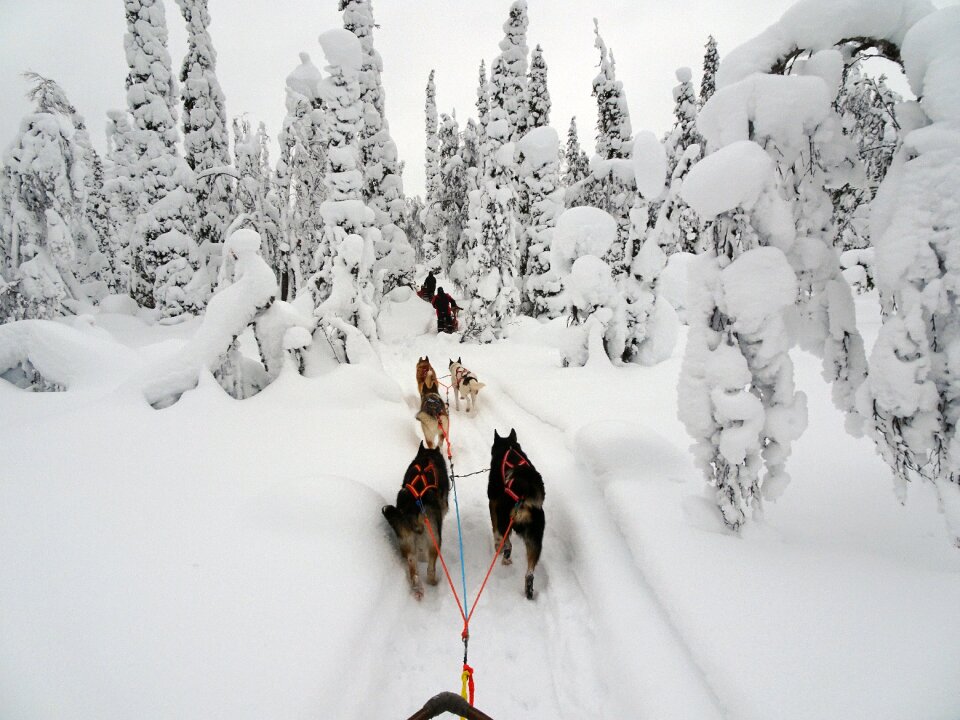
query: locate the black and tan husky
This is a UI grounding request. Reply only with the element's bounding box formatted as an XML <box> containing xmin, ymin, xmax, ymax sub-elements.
<box><xmin>488</xmin><ymin>429</ymin><xmax>546</xmax><ymax>599</ymax></box>
<box><xmin>382</xmin><ymin>442</ymin><xmax>451</xmax><ymax>600</ymax></box>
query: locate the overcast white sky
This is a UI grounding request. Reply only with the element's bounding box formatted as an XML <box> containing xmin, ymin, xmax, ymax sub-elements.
<box><xmin>0</xmin><ymin>0</ymin><xmax>948</xmax><ymax>197</ymax></box>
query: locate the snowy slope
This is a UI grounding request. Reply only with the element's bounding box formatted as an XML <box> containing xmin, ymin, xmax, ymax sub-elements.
<box><xmin>2</xmin><ymin>292</ymin><xmax>959</xmax><ymax>720</ymax></box>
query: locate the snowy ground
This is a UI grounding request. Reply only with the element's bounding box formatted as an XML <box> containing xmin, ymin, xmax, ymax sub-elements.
<box><xmin>2</xmin><ymin>291</ymin><xmax>960</xmax><ymax>720</ymax></box>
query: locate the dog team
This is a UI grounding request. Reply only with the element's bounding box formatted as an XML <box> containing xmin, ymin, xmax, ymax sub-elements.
<box><xmin>381</xmin><ymin>356</ymin><xmax>546</xmax><ymax>601</ymax></box>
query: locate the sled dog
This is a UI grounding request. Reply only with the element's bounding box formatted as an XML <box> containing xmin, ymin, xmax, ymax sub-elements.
<box><xmin>449</xmin><ymin>358</ymin><xmax>485</xmax><ymax>413</ymax></box>
<box><xmin>487</xmin><ymin>429</ymin><xmax>546</xmax><ymax>599</ymax></box>
<box><xmin>416</xmin><ymin>389</ymin><xmax>449</xmax><ymax>450</ymax></box>
<box><xmin>415</xmin><ymin>356</ymin><xmax>438</xmax><ymax>399</ymax></box>
<box><xmin>382</xmin><ymin>443</ymin><xmax>451</xmax><ymax>600</ymax></box>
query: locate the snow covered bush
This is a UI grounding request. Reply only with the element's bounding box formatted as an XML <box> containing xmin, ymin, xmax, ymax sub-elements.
<box><xmin>552</xmin><ymin>206</ymin><xmax>624</xmax><ymax>365</ymax></box>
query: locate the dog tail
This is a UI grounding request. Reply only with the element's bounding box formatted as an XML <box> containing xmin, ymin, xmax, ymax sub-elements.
<box><xmin>382</xmin><ymin>504</ymin><xmax>403</xmax><ymax>535</ymax></box>
<box><xmin>476</xmin><ymin>382</ymin><xmax>486</xmax><ymax>389</ymax></box>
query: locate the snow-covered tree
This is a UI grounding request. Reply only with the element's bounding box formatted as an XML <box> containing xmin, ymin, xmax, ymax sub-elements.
<box><xmin>312</xmin><ymin>29</ymin><xmax>377</xmax><ymax>344</ymax></box>
<box><xmin>123</xmin><ymin>0</ymin><xmax>203</xmax><ymax>317</ymax></box>
<box><xmin>551</xmin><ymin>206</ymin><xmax>626</xmax><ymax>365</ymax></box>
<box><xmin>851</xmin><ymin>5</ymin><xmax>960</xmax><ymax>542</ymax></box>
<box><xmin>516</xmin><ymin>127</ymin><xmax>564</xmax><ymax>317</ymax></box>
<box><xmin>833</xmin><ymin>64</ymin><xmax>902</xmax><ymax>251</ymax></box>
<box><xmin>700</xmin><ymin>35</ymin><xmax>719</xmax><ymax>106</ymax></box>
<box><xmin>277</xmin><ymin>53</ymin><xmax>326</xmax><ymax>298</ymax></box>
<box><xmin>591</xmin><ymin>20</ymin><xmax>632</xmax><ymax>162</ymax></box>
<box><xmin>561</xmin><ymin>116</ymin><xmax>590</xmax><ymax>194</ymax></box>
<box><xmin>678</xmin><ymin>141</ymin><xmax>808</xmax><ymax>529</ymax></box>
<box><xmin>437</xmin><ymin>113</ymin><xmax>467</xmax><ymax>273</ymax></box>
<box><xmin>584</xmin><ymin>20</ymin><xmax>635</xmax><ymax>275</ymax></box>
<box><xmin>340</xmin><ymin>0</ymin><xmax>406</xmax><ymax>228</ymax></box>
<box><xmin>654</xmin><ymin>67</ymin><xmax>704</xmax><ymax>255</ymax></box>
<box><xmin>233</xmin><ymin>117</ymin><xmax>282</xmax><ymax>280</ymax></box>
<box><xmin>460</xmin><ymin>141</ymin><xmax>520</xmax><ymax>343</ymax></box>
<box><xmin>420</xmin><ymin>70</ymin><xmax>441</xmax><ymax>270</ymax></box>
<box><xmin>525</xmin><ymin>44</ymin><xmax>551</xmax><ymax>131</ymax></box>
<box><xmin>700</xmin><ymin>62</ymin><xmax>868</xmax><ymax>432</ymax></box>
<box><xmin>622</xmin><ymin>131</ymin><xmax>676</xmax><ymax>365</ymax></box>
<box><xmin>102</xmin><ymin>109</ymin><xmax>139</xmax><ymax>295</ymax></box>
<box><xmin>0</xmin><ymin>75</ymin><xmax>105</xmax><ymax>321</ymax></box>
<box><xmin>176</xmin><ymin>0</ymin><xmax>232</xmax><ymax>272</ymax></box>
<box><xmin>490</xmin><ymin>0</ymin><xmax>530</xmax><ymax>142</ymax></box>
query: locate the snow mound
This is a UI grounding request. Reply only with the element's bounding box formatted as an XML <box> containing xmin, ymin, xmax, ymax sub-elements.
<box><xmin>698</xmin><ymin>73</ymin><xmax>832</xmax><ymax>156</ymax></box>
<box><xmin>632</xmin><ymin>131</ymin><xmax>667</xmax><ymax>200</ymax></box>
<box><xmin>901</xmin><ymin>5</ymin><xmax>960</xmax><ymax>123</ymax></box>
<box><xmin>318</xmin><ymin>29</ymin><xmax>362</xmax><ymax>75</ymax></box>
<box><xmin>376</xmin><ymin>287</ymin><xmax>436</xmax><ymax>342</ymax></box>
<box><xmin>286</xmin><ymin>52</ymin><xmax>323</xmax><ymax>101</ymax></box>
<box><xmin>680</xmin><ymin>140</ymin><xmax>774</xmax><ymax>219</ymax></box>
<box><xmin>552</xmin><ymin>206</ymin><xmax>618</xmax><ymax>272</ymax></box>
<box><xmin>516</xmin><ymin>125</ymin><xmax>559</xmax><ymax>169</ymax></box>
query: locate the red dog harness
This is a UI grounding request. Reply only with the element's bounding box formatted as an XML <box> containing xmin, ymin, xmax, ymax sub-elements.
<box><xmin>454</xmin><ymin>365</ymin><xmax>475</xmax><ymax>389</ymax></box>
<box><xmin>405</xmin><ymin>462</ymin><xmax>438</xmax><ymax>500</ymax></box>
<box><xmin>500</xmin><ymin>447</ymin><xmax>529</xmax><ymax>502</ymax></box>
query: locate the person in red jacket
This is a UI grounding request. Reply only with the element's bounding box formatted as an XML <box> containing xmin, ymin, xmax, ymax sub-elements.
<box><xmin>431</xmin><ymin>286</ymin><xmax>460</xmax><ymax>333</ymax></box>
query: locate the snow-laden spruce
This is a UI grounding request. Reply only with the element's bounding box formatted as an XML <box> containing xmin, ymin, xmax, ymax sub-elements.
<box><xmin>516</xmin><ymin>126</ymin><xmax>564</xmax><ymax>318</ymax></box>
<box><xmin>122</xmin><ymin>0</ymin><xmax>204</xmax><ymax>318</ymax></box>
<box><xmin>855</xmin><ymin>4</ymin><xmax>960</xmax><ymax>541</ymax></box>
<box><xmin>419</xmin><ymin>70</ymin><xmax>441</xmax><ymax>271</ymax></box>
<box><xmin>176</xmin><ymin>0</ymin><xmax>233</xmax><ymax>271</ymax></box>
<box><xmin>1</xmin><ymin>75</ymin><xmax>107</xmax><ymax>322</ymax></box>
<box><xmin>340</xmin><ymin>0</ymin><xmax>406</xmax><ymax>230</ymax></box>
<box><xmin>310</xmin><ymin>28</ymin><xmax>378</xmax><ymax>354</ymax></box>
<box><xmin>233</xmin><ymin>117</ymin><xmax>283</xmax><ymax>285</ymax></box>
<box><xmin>490</xmin><ymin>0</ymin><xmax>530</xmax><ymax>143</ymax></box>
<box><xmin>276</xmin><ymin>52</ymin><xmax>326</xmax><ymax>300</ymax></box>
<box><xmin>679</xmin><ymin>141</ymin><xmax>808</xmax><ymax>529</ymax></box>
<box><xmin>575</xmin><ymin>20</ymin><xmax>635</xmax><ymax>276</ymax></box>
<box><xmin>701</xmin><ymin>53</ymin><xmax>868</xmax><ymax>435</ymax></box>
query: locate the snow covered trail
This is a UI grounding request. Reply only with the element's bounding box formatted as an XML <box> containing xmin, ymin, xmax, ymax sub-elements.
<box><xmin>365</xmin><ymin>332</ymin><xmax>724</xmax><ymax>719</ymax></box>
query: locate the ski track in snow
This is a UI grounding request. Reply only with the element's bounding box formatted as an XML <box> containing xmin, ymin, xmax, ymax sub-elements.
<box><xmin>363</xmin><ymin>335</ymin><xmax>723</xmax><ymax>719</ymax></box>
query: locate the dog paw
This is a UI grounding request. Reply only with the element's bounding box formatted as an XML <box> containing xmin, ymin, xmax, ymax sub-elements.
<box><xmin>413</xmin><ymin>586</ymin><xmax>424</xmax><ymax>601</ymax></box>
<box><xmin>525</xmin><ymin>573</ymin><xmax>534</xmax><ymax>600</ymax></box>
<box><xmin>501</xmin><ymin>556</ymin><xmax>513</xmax><ymax>566</ymax></box>
<box><xmin>427</xmin><ymin>574</ymin><xmax>439</xmax><ymax>586</ymax></box>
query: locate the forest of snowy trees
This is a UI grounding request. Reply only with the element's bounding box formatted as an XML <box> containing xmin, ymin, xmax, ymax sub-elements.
<box><xmin>2</xmin><ymin>0</ymin><xmax>959</xmax><ymax>535</ymax></box>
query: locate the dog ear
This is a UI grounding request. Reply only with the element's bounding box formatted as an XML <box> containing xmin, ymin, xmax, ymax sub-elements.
<box><xmin>457</xmin><ymin>356</ymin><xmax>461</xmax><ymax>363</ymax></box>
<box><xmin>493</xmin><ymin>429</ymin><xmax>501</xmax><ymax>440</ymax></box>
<box><xmin>509</xmin><ymin>428</ymin><xmax>517</xmax><ymax>441</ymax></box>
